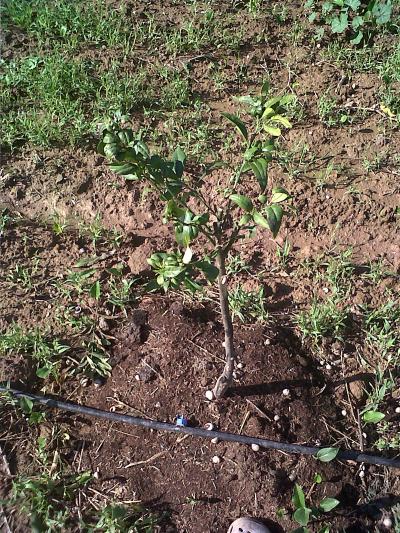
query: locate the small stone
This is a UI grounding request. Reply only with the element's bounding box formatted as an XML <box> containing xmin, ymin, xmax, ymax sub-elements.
<box><xmin>205</xmin><ymin>390</ymin><xmax>215</xmax><ymax>401</ymax></box>
<box><xmin>395</xmin><ymin>407</ymin><xmax>400</xmax><ymax>414</ymax></box>
<box><xmin>349</xmin><ymin>380</ymin><xmax>365</xmax><ymax>402</ymax></box>
<box><xmin>155</xmin><ymin>402</ymin><xmax>161</xmax><ymax>408</ymax></box>
<box><xmin>264</xmin><ymin>339</ymin><xmax>271</xmax><ymax>345</ymax></box>
<box><xmin>251</xmin><ymin>443</ymin><xmax>260</xmax><ymax>452</ymax></box>
<box><xmin>98</xmin><ymin>317</ymin><xmax>109</xmax><ymax>331</ymax></box>
<box><xmin>322</xmin><ymin>287</ymin><xmax>329</xmax><ymax>293</ymax></box>
<box><xmin>325</xmin><ymin>364</ymin><xmax>332</xmax><ymax>370</ymax></box>
<box><xmin>237</xmin><ymin>362</ymin><xmax>244</xmax><ymax>369</ymax></box>
<box><xmin>93</xmin><ymin>471</ymin><xmax>100</xmax><ymax>479</ymax></box>
<box><xmin>341</xmin><ymin>409</ymin><xmax>347</xmax><ymax>416</ymax></box>
<box><xmin>204</xmin><ymin>423</ymin><xmax>215</xmax><ymax>431</ymax></box>
<box><xmin>382</xmin><ymin>517</ymin><xmax>392</xmax><ymax>528</ymax></box>
<box><xmin>359</xmin><ymin>470</ymin><xmax>365</xmax><ymax>479</ymax></box>
<box><xmin>282</xmin><ymin>389</ymin><xmax>290</xmax><ymax>396</ymax></box>
<box><xmin>273</xmin><ymin>415</ymin><xmax>280</xmax><ymax>421</ymax></box>
<box><xmin>212</xmin><ymin>455</ymin><xmax>221</xmax><ymax>464</ymax></box>
<box><xmin>211</xmin><ymin>437</ymin><xmax>219</xmax><ymax>444</ymax></box>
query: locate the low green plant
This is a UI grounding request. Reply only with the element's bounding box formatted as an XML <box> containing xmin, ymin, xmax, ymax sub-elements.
<box><xmin>0</xmin><ymin>326</ymin><xmax>69</xmax><ymax>378</ymax></box>
<box><xmin>296</xmin><ymin>298</ymin><xmax>349</xmax><ymax>344</ymax></box>
<box><xmin>91</xmin><ymin>503</ymin><xmax>163</xmax><ymax>532</ymax></box>
<box><xmin>305</xmin><ymin>0</ymin><xmax>393</xmax><ymax>44</ymax></box>
<box><xmin>7</xmin><ymin>443</ymin><xmax>91</xmax><ymax>532</ymax></box>
<box><xmin>292</xmin><ymin>483</ymin><xmax>339</xmax><ymax>533</ymax></box>
<box><xmin>229</xmin><ymin>286</ymin><xmax>269</xmax><ymax>323</ymax></box>
<box><xmin>100</xmin><ymin>82</ymin><xmax>293</xmax><ymax>398</ymax></box>
<box><xmin>363</xmin><ymin>301</ymin><xmax>400</xmax><ymax>363</ymax></box>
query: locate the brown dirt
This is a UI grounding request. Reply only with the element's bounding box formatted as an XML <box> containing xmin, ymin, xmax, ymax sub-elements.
<box><xmin>1</xmin><ymin>0</ymin><xmax>400</xmax><ymax>532</ymax></box>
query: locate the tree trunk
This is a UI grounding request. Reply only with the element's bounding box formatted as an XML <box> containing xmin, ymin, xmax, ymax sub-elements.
<box><xmin>212</xmin><ymin>250</ymin><xmax>235</xmax><ymax>399</ymax></box>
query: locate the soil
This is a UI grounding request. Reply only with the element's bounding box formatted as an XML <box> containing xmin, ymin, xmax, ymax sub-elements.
<box><xmin>1</xmin><ymin>1</ymin><xmax>400</xmax><ymax>532</ymax></box>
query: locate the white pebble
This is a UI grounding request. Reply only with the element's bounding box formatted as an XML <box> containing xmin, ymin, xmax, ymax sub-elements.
<box><xmin>212</xmin><ymin>455</ymin><xmax>221</xmax><ymax>464</ymax></box>
<box><xmin>359</xmin><ymin>470</ymin><xmax>365</xmax><ymax>479</ymax></box>
<box><xmin>322</xmin><ymin>287</ymin><xmax>329</xmax><ymax>293</ymax></box>
<box><xmin>155</xmin><ymin>402</ymin><xmax>161</xmax><ymax>408</ymax></box>
<box><xmin>93</xmin><ymin>471</ymin><xmax>100</xmax><ymax>479</ymax></box>
<box><xmin>204</xmin><ymin>423</ymin><xmax>215</xmax><ymax>431</ymax></box>
<box><xmin>395</xmin><ymin>407</ymin><xmax>400</xmax><ymax>414</ymax></box>
<box><xmin>205</xmin><ymin>390</ymin><xmax>215</xmax><ymax>401</ymax></box>
<box><xmin>251</xmin><ymin>443</ymin><xmax>260</xmax><ymax>452</ymax></box>
<box><xmin>135</xmin><ymin>374</ymin><xmax>140</xmax><ymax>381</ymax></box>
<box><xmin>325</xmin><ymin>364</ymin><xmax>332</xmax><ymax>370</ymax></box>
<box><xmin>211</xmin><ymin>437</ymin><xmax>219</xmax><ymax>444</ymax></box>
<box><xmin>362</xmin><ymin>432</ymin><xmax>367</xmax><ymax>438</ymax></box>
<box><xmin>273</xmin><ymin>415</ymin><xmax>280</xmax><ymax>421</ymax></box>
<box><xmin>237</xmin><ymin>362</ymin><xmax>244</xmax><ymax>369</ymax></box>
<box><xmin>382</xmin><ymin>517</ymin><xmax>392</xmax><ymax>528</ymax></box>
<box><xmin>282</xmin><ymin>389</ymin><xmax>290</xmax><ymax>396</ymax></box>
<box><xmin>341</xmin><ymin>409</ymin><xmax>347</xmax><ymax>416</ymax></box>
<box><xmin>264</xmin><ymin>338</ymin><xmax>271</xmax><ymax>345</ymax></box>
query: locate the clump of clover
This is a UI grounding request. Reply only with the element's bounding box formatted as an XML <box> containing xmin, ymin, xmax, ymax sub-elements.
<box><xmin>99</xmin><ymin>82</ymin><xmax>293</xmax><ymax>399</ymax></box>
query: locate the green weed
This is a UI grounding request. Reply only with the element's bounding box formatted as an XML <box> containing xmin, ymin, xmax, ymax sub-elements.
<box><xmin>363</xmin><ymin>301</ymin><xmax>400</xmax><ymax>364</ymax></box>
<box><xmin>296</xmin><ymin>298</ymin><xmax>349</xmax><ymax>344</ymax></box>
<box><xmin>229</xmin><ymin>286</ymin><xmax>269</xmax><ymax>323</ymax></box>
<box><xmin>2</xmin><ymin>0</ymin><xmax>131</xmax><ymax>51</ymax></box>
<box><xmin>0</xmin><ymin>326</ymin><xmax>69</xmax><ymax>379</ymax></box>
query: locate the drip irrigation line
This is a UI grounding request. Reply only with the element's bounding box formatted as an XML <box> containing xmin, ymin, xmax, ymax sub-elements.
<box><xmin>2</xmin><ymin>386</ymin><xmax>400</xmax><ymax>469</ymax></box>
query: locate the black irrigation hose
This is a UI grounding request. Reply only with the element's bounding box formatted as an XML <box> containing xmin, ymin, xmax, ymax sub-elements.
<box><xmin>2</xmin><ymin>386</ymin><xmax>400</xmax><ymax>469</ymax></box>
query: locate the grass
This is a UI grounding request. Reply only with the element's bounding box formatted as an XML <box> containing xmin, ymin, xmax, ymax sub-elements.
<box><xmin>229</xmin><ymin>286</ymin><xmax>269</xmax><ymax>323</ymax></box>
<box><xmin>0</xmin><ymin>326</ymin><xmax>69</xmax><ymax>379</ymax></box>
<box><xmin>0</xmin><ymin>51</ymin><xmax>192</xmax><ymax>148</ymax></box>
<box><xmin>296</xmin><ymin>298</ymin><xmax>349</xmax><ymax>345</ymax></box>
<box><xmin>2</xmin><ymin>0</ymin><xmax>131</xmax><ymax>51</ymax></box>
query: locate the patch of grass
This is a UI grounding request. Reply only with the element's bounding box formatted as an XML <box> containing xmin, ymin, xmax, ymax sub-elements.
<box><xmin>363</xmin><ymin>300</ymin><xmax>400</xmax><ymax>364</ymax></box>
<box><xmin>0</xmin><ymin>326</ymin><xmax>69</xmax><ymax>379</ymax></box>
<box><xmin>320</xmin><ymin>249</ymin><xmax>354</xmax><ymax>298</ymax></box>
<box><xmin>7</xmin><ymin>259</ymin><xmax>40</xmax><ymax>290</ymax></box>
<box><xmin>229</xmin><ymin>286</ymin><xmax>269</xmax><ymax>323</ymax></box>
<box><xmin>90</xmin><ymin>503</ymin><xmax>164</xmax><ymax>532</ymax></box>
<box><xmin>0</xmin><ymin>51</ymin><xmax>192</xmax><ymax>149</ymax></box>
<box><xmin>296</xmin><ymin>298</ymin><xmax>349</xmax><ymax>344</ymax></box>
<box><xmin>2</xmin><ymin>0</ymin><xmax>131</xmax><ymax>51</ymax></box>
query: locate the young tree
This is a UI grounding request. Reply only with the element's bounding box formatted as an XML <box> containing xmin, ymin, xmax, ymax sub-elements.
<box><xmin>98</xmin><ymin>83</ymin><xmax>293</xmax><ymax>399</ymax></box>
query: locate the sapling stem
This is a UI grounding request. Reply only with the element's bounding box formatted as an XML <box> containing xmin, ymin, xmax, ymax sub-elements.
<box><xmin>212</xmin><ymin>250</ymin><xmax>235</xmax><ymax>399</ymax></box>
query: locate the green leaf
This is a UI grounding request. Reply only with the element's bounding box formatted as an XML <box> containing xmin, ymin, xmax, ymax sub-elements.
<box><xmin>239</xmin><ymin>213</ymin><xmax>252</xmax><ymax>226</ymax></box>
<box><xmin>271</xmin><ymin>187</ymin><xmax>290</xmax><ymax>203</ymax></box>
<box><xmin>19</xmin><ymin>396</ymin><xmax>33</xmax><ymax>413</ymax></box>
<box><xmin>350</xmin><ymin>30</ymin><xmax>363</xmax><ymax>44</ymax></box>
<box><xmin>253</xmin><ymin>210</ymin><xmax>270</xmax><ymax>230</ymax></box>
<box><xmin>271</xmin><ymin>114</ymin><xmax>292</xmax><ymax>128</ymax></box>
<box><xmin>309</xmin><ymin>11</ymin><xmax>317</xmax><ymax>22</ymax></box>
<box><xmin>362</xmin><ymin>410</ymin><xmax>385</xmax><ymax>423</ymax></box>
<box><xmin>292</xmin><ymin>483</ymin><xmax>306</xmax><ymax>509</ymax></box>
<box><xmin>294</xmin><ymin>507</ymin><xmax>311</xmax><ymax>527</ymax></box>
<box><xmin>345</xmin><ymin>0</ymin><xmax>360</xmax><ymax>10</ymax></box>
<box><xmin>352</xmin><ymin>15</ymin><xmax>364</xmax><ymax>29</ymax></box>
<box><xmin>372</xmin><ymin>1</ymin><xmax>392</xmax><ymax>24</ymax></box>
<box><xmin>261</xmin><ymin>80</ymin><xmax>270</xmax><ymax>96</ymax></box>
<box><xmin>196</xmin><ymin>261</ymin><xmax>219</xmax><ymax>282</ymax></box>
<box><xmin>266</xmin><ymin>204</ymin><xmax>283</xmax><ymax>237</ymax></box>
<box><xmin>249</xmin><ymin>158</ymin><xmax>268</xmax><ymax>191</ymax></box>
<box><xmin>36</xmin><ymin>366</ymin><xmax>51</xmax><ymax>378</ymax></box>
<box><xmin>315</xmin><ymin>447</ymin><xmax>339</xmax><ymax>462</ymax></box>
<box><xmin>319</xmin><ymin>498</ymin><xmax>340</xmax><ymax>512</ymax></box>
<box><xmin>331</xmin><ymin>12</ymin><xmax>348</xmax><ymax>33</ymax></box>
<box><xmin>222</xmin><ymin>112</ymin><xmax>248</xmax><ymax>140</ymax></box>
<box><xmin>313</xmin><ymin>473</ymin><xmax>323</xmax><ymax>484</ymax></box>
<box><xmin>230</xmin><ymin>194</ymin><xmax>253</xmax><ymax>212</ymax></box>
<box><xmin>318</xmin><ymin>526</ymin><xmax>330</xmax><ymax>533</ymax></box>
<box><xmin>90</xmin><ymin>280</ymin><xmax>101</xmax><ymax>300</ymax></box>
<box><xmin>264</xmin><ymin>124</ymin><xmax>281</xmax><ymax>137</ymax></box>
<box><xmin>173</xmin><ymin>147</ymin><xmax>186</xmax><ymax>178</ymax></box>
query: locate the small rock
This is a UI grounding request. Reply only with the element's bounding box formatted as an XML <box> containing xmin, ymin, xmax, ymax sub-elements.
<box><xmin>273</xmin><ymin>414</ymin><xmax>280</xmax><ymax>421</ymax></box>
<box><xmin>212</xmin><ymin>455</ymin><xmax>221</xmax><ymax>464</ymax></box>
<box><xmin>282</xmin><ymin>389</ymin><xmax>290</xmax><ymax>396</ymax></box>
<box><xmin>349</xmin><ymin>380</ymin><xmax>365</xmax><ymax>402</ymax></box>
<box><xmin>211</xmin><ymin>437</ymin><xmax>219</xmax><ymax>444</ymax></box>
<box><xmin>204</xmin><ymin>423</ymin><xmax>215</xmax><ymax>431</ymax></box>
<box><xmin>251</xmin><ymin>443</ymin><xmax>260</xmax><ymax>452</ymax></box>
<box><xmin>205</xmin><ymin>390</ymin><xmax>215</xmax><ymax>401</ymax></box>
